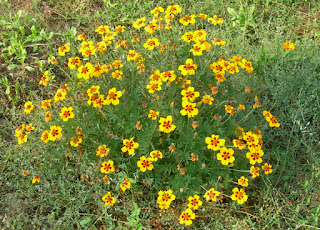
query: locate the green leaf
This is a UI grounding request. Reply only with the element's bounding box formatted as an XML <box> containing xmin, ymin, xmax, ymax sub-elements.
<box><xmin>227</xmin><ymin>7</ymin><xmax>237</xmax><ymax>17</ymax></box>
<box><xmin>6</xmin><ymin>86</ymin><xmax>10</xmax><ymax>95</ymax></box>
<box><xmin>7</xmin><ymin>64</ymin><xmax>20</xmax><ymax>70</ymax></box>
<box><xmin>25</xmin><ymin>66</ymin><xmax>35</xmax><ymax>72</ymax></box>
<box><xmin>80</xmin><ymin>217</ymin><xmax>91</xmax><ymax>227</ymax></box>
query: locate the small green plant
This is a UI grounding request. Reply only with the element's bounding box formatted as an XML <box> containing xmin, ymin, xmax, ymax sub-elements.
<box><xmin>227</xmin><ymin>5</ymin><xmax>256</xmax><ymax>31</ymax></box>
<box><xmin>0</xmin><ymin>75</ymin><xmax>20</xmax><ymax>105</ymax></box>
<box><xmin>0</xmin><ymin>10</ymin><xmax>54</xmax><ymax>71</ymax></box>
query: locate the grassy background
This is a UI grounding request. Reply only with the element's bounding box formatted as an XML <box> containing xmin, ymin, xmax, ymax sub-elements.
<box><xmin>0</xmin><ymin>0</ymin><xmax>319</xmax><ymax>229</ymax></box>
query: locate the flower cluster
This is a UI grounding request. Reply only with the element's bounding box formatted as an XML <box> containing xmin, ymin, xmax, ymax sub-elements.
<box><xmin>263</xmin><ymin>110</ymin><xmax>280</xmax><ymax>127</ymax></box>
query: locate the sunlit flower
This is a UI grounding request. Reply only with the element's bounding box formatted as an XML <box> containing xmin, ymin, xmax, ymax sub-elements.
<box><xmin>143</xmin><ymin>38</ymin><xmax>160</xmax><ymax>50</ymax></box>
<box><xmin>133</xmin><ymin>17</ymin><xmax>146</xmax><ymax>29</ymax></box>
<box><xmin>148</xmin><ymin>110</ymin><xmax>159</xmax><ymax>120</ymax></box>
<box><xmin>179</xmin><ymin>58</ymin><xmax>197</xmax><ymax>76</ymax></box>
<box><xmin>96</xmin><ymin>145</ymin><xmax>110</xmax><ymax>157</ymax></box>
<box><xmin>24</xmin><ymin>101</ymin><xmax>34</xmax><ymax>113</ymax></box>
<box><xmin>179</xmin><ymin>14</ymin><xmax>196</xmax><ymax>26</ymax></box>
<box><xmin>202</xmin><ymin>95</ymin><xmax>214</xmax><ymax>105</ymax></box>
<box><xmin>41</xmin><ymin>99</ymin><xmax>52</xmax><ymax>111</ymax></box>
<box><xmin>102</xmin><ymin>192</ymin><xmax>116</xmax><ymax>206</ymax></box>
<box><xmin>58</xmin><ymin>43</ymin><xmax>70</xmax><ymax>56</ymax></box>
<box><xmin>54</xmin><ymin>88</ymin><xmax>67</xmax><ymax>103</ymax></box>
<box><xmin>32</xmin><ymin>175</ymin><xmax>40</xmax><ymax>184</ymax></box>
<box><xmin>44</xmin><ymin>111</ymin><xmax>52</xmax><ymax>122</ymax></box>
<box><xmin>204</xmin><ymin>188</ymin><xmax>220</xmax><ymax>202</ymax></box>
<box><xmin>157</xmin><ymin>190</ymin><xmax>176</xmax><ymax>209</ymax></box>
<box><xmin>120</xmin><ymin>178</ymin><xmax>131</xmax><ymax>191</ymax></box>
<box><xmin>150</xmin><ymin>150</ymin><xmax>163</xmax><ymax>162</ymax></box>
<box><xmin>180</xmin><ymin>100</ymin><xmax>199</xmax><ymax>118</ymax></box>
<box><xmin>208</xmin><ymin>15</ymin><xmax>223</xmax><ymax>25</ymax></box>
<box><xmin>246</xmin><ymin>148</ymin><xmax>264</xmax><ymax>165</ymax></box>
<box><xmin>68</xmin><ymin>57</ymin><xmax>81</xmax><ymax>70</ymax></box>
<box><xmin>165</xmin><ymin>4</ymin><xmax>181</xmax><ymax>15</ymax></box>
<box><xmin>250</xmin><ymin>166</ymin><xmax>260</xmax><ymax>178</ymax></box>
<box><xmin>101</xmin><ymin>160</ymin><xmax>115</xmax><ymax>174</ymax></box>
<box><xmin>59</xmin><ymin>106</ymin><xmax>75</xmax><ymax>122</ymax></box>
<box><xmin>49</xmin><ymin>125</ymin><xmax>62</xmax><ymax>141</ymax></box>
<box><xmin>105</xmin><ymin>87</ymin><xmax>122</xmax><ymax>105</ymax></box>
<box><xmin>283</xmin><ymin>41</ymin><xmax>295</xmax><ymax>50</ymax></box>
<box><xmin>238</xmin><ymin>176</ymin><xmax>249</xmax><ymax>187</ymax></box>
<box><xmin>187</xmin><ymin>194</ymin><xmax>202</xmax><ymax>210</ymax></box>
<box><xmin>217</xmin><ymin>147</ymin><xmax>235</xmax><ymax>165</ymax></box>
<box><xmin>181</xmin><ymin>86</ymin><xmax>200</xmax><ymax>102</ymax></box>
<box><xmin>39</xmin><ymin>71</ymin><xmax>50</xmax><ymax>86</ymax></box>
<box><xmin>158</xmin><ymin>115</ymin><xmax>176</xmax><ymax>133</ymax></box>
<box><xmin>231</xmin><ymin>187</ymin><xmax>248</xmax><ymax>204</ymax></box>
<box><xmin>262</xmin><ymin>163</ymin><xmax>273</xmax><ymax>174</ymax></box>
<box><xmin>95</xmin><ymin>25</ymin><xmax>110</xmax><ymax>34</ymax></box>
<box><xmin>121</xmin><ymin>137</ymin><xmax>139</xmax><ymax>155</ymax></box>
<box><xmin>179</xmin><ymin>208</ymin><xmax>195</xmax><ymax>226</ymax></box>
<box><xmin>137</xmin><ymin>156</ymin><xmax>154</xmax><ymax>172</ymax></box>
<box><xmin>205</xmin><ymin>134</ymin><xmax>225</xmax><ymax>151</ymax></box>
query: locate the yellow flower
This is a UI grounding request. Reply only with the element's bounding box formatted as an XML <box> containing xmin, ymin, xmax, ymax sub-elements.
<box><xmin>95</xmin><ymin>25</ymin><xmax>110</xmax><ymax>34</ymax></box>
<box><xmin>68</xmin><ymin>57</ymin><xmax>81</xmax><ymax>70</ymax></box>
<box><xmin>120</xmin><ymin>178</ymin><xmax>131</xmax><ymax>192</ymax></box>
<box><xmin>178</xmin><ymin>58</ymin><xmax>197</xmax><ymax>76</ymax></box>
<box><xmin>77</xmin><ymin>62</ymin><xmax>94</xmax><ymax>80</ymax></box>
<box><xmin>105</xmin><ymin>87</ymin><xmax>122</xmax><ymax>105</ymax></box>
<box><xmin>179</xmin><ymin>208</ymin><xmax>195</xmax><ymax>226</ymax></box>
<box><xmin>54</xmin><ymin>88</ymin><xmax>67</xmax><ymax>103</ymax></box>
<box><xmin>208</xmin><ymin>15</ymin><xmax>223</xmax><ymax>25</ymax></box>
<box><xmin>59</xmin><ymin>106</ymin><xmax>75</xmax><ymax>122</ymax></box>
<box><xmin>165</xmin><ymin>4</ymin><xmax>181</xmax><ymax>15</ymax></box>
<box><xmin>41</xmin><ymin>99</ymin><xmax>52</xmax><ymax>111</ymax></box>
<box><xmin>24</xmin><ymin>101</ymin><xmax>34</xmax><ymax>113</ymax></box>
<box><xmin>202</xmin><ymin>95</ymin><xmax>214</xmax><ymax>105</ymax></box>
<box><xmin>204</xmin><ymin>188</ymin><xmax>220</xmax><ymax>202</ymax></box>
<box><xmin>32</xmin><ymin>175</ymin><xmax>40</xmax><ymax>184</ymax></box>
<box><xmin>96</xmin><ymin>145</ymin><xmax>109</xmax><ymax>157</ymax></box>
<box><xmin>137</xmin><ymin>156</ymin><xmax>154</xmax><ymax>172</ymax></box>
<box><xmin>150</xmin><ymin>150</ymin><xmax>163</xmax><ymax>162</ymax></box>
<box><xmin>238</xmin><ymin>176</ymin><xmax>249</xmax><ymax>187</ymax></box>
<box><xmin>133</xmin><ymin>17</ymin><xmax>146</xmax><ymax>29</ymax></box>
<box><xmin>205</xmin><ymin>134</ymin><xmax>225</xmax><ymax>151</ymax></box>
<box><xmin>17</xmin><ymin>133</ymin><xmax>27</xmax><ymax>145</ymax></box>
<box><xmin>158</xmin><ymin>116</ymin><xmax>176</xmax><ymax>133</ymax></box>
<box><xmin>111</xmin><ymin>70</ymin><xmax>123</xmax><ymax>80</ymax></box>
<box><xmin>121</xmin><ymin>137</ymin><xmax>139</xmax><ymax>155</ymax></box>
<box><xmin>261</xmin><ymin>163</ymin><xmax>273</xmax><ymax>174</ymax></box>
<box><xmin>77</xmin><ymin>33</ymin><xmax>87</xmax><ymax>41</ymax></box>
<box><xmin>150</xmin><ymin>6</ymin><xmax>164</xmax><ymax>16</ymax></box>
<box><xmin>143</xmin><ymin>38</ymin><xmax>160</xmax><ymax>50</ymax></box>
<box><xmin>146</xmin><ymin>80</ymin><xmax>162</xmax><ymax>94</ymax></box>
<box><xmin>217</xmin><ymin>147</ymin><xmax>235</xmax><ymax>165</ymax></box>
<box><xmin>58</xmin><ymin>43</ymin><xmax>70</xmax><ymax>56</ymax></box>
<box><xmin>283</xmin><ymin>41</ymin><xmax>295</xmax><ymax>50</ymax></box>
<box><xmin>115</xmin><ymin>25</ymin><xmax>125</xmax><ymax>33</ymax></box>
<box><xmin>101</xmin><ymin>161</ymin><xmax>115</xmax><ymax>174</ymax></box>
<box><xmin>250</xmin><ymin>166</ymin><xmax>260</xmax><ymax>178</ymax></box>
<box><xmin>148</xmin><ymin>110</ymin><xmax>159</xmax><ymax>120</ymax></box>
<box><xmin>157</xmin><ymin>190</ymin><xmax>176</xmax><ymax>209</ymax></box>
<box><xmin>181</xmin><ymin>86</ymin><xmax>200</xmax><ymax>102</ymax></box>
<box><xmin>180</xmin><ymin>100</ymin><xmax>199</xmax><ymax>118</ymax></box>
<box><xmin>48</xmin><ymin>125</ymin><xmax>63</xmax><ymax>142</ymax></box>
<box><xmin>246</xmin><ymin>148</ymin><xmax>264</xmax><ymax>165</ymax></box>
<box><xmin>102</xmin><ymin>192</ymin><xmax>116</xmax><ymax>206</ymax></box>
<box><xmin>39</xmin><ymin>71</ymin><xmax>50</xmax><ymax>86</ymax></box>
<box><xmin>179</xmin><ymin>14</ymin><xmax>196</xmax><ymax>26</ymax></box>
<box><xmin>231</xmin><ymin>187</ymin><xmax>248</xmax><ymax>204</ymax></box>
<box><xmin>112</xmin><ymin>60</ymin><xmax>123</xmax><ymax>69</ymax></box>
<box><xmin>44</xmin><ymin>112</ymin><xmax>52</xmax><ymax>122</ymax></box>
<box><xmin>187</xmin><ymin>194</ymin><xmax>202</xmax><ymax>210</ymax></box>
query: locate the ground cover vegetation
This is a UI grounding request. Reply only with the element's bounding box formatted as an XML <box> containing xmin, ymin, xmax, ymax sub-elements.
<box><xmin>0</xmin><ymin>0</ymin><xmax>320</xmax><ymax>229</ymax></box>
